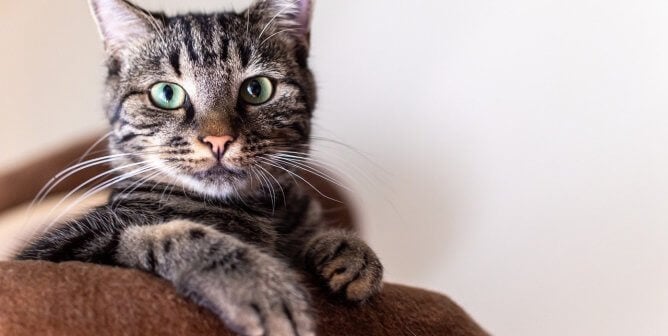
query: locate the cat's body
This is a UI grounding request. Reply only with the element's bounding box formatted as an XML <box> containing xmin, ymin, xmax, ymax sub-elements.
<box><xmin>15</xmin><ymin>1</ymin><xmax>383</xmax><ymax>335</ymax></box>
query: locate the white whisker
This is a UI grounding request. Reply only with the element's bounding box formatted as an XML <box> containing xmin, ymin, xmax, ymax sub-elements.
<box><xmin>255</xmin><ymin>165</ymin><xmax>276</xmax><ymax>211</ymax></box>
<box><xmin>40</xmin><ymin>160</ymin><xmax>154</xmax><ymax>230</ymax></box>
<box><xmin>45</xmin><ymin>164</ymin><xmax>159</xmax><ymax>231</ymax></box>
<box><xmin>111</xmin><ymin>169</ymin><xmax>164</xmax><ymax>209</ymax></box>
<box><xmin>30</xmin><ymin>154</ymin><xmax>131</xmax><ymax>209</ymax></box>
<box><xmin>256</xmin><ymin>163</ymin><xmax>286</xmax><ymax>208</ymax></box>
<box><xmin>268</xmin><ymin>154</ymin><xmax>352</xmax><ymax>193</ymax></box>
<box><xmin>76</xmin><ymin>131</ymin><xmax>113</xmax><ymax>163</ymax></box>
<box><xmin>258</xmin><ymin>158</ymin><xmax>342</xmax><ymax>203</ymax></box>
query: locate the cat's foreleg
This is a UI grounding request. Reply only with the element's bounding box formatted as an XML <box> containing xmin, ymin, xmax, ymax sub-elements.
<box><xmin>302</xmin><ymin>230</ymin><xmax>383</xmax><ymax>302</ymax></box>
<box><xmin>117</xmin><ymin>220</ymin><xmax>314</xmax><ymax>336</ymax></box>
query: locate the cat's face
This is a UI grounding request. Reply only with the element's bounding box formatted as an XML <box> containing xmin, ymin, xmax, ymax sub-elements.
<box><xmin>91</xmin><ymin>0</ymin><xmax>315</xmax><ymax>198</ymax></box>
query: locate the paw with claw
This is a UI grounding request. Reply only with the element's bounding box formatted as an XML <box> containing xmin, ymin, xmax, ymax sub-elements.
<box><xmin>305</xmin><ymin>231</ymin><xmax>384</xmax><ymax>302</ymax></box>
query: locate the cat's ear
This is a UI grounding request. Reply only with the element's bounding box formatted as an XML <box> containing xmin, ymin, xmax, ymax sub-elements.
<box><xmin>88</xmin><ymin>0</ymin><xmax>160</xmax><ymax>56</ymax></box>
<box><xmin>250</xmin><ymin>0</ymin><xmax>313</xmax><ymax>46</ymax></box>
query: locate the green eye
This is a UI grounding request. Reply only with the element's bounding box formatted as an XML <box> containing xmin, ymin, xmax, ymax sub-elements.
<box><xmin>149</xmin><ymin>82</ymin><xmax>187</xmax><ymax>110</ymax></box>
<box><xmin>240</xmin><ymin>76</ymin><xmax>274</xmax><ymax>105</ymax></box>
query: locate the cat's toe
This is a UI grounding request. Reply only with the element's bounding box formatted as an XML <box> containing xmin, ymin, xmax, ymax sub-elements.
<box><xmin>328</xmin><ymin>250</ymin><xmax>383</xmax><ymax>301</ymax></box>
<box><xmin>263</xmin><ymin>299</ymin><xmax>314</xmax><ymax>336</ymax></box>
<box><xmin>306</xmin><ymin>234</ymin><xmax>384</xmax><ymax>301</ymax></box>
<box><xmin>224</xmin><ymin>305</ymin><xmax>265</xmax><ymax>336</ymax></box>
<box><xmin>205</xmin><ymin>284</ymin><xmax>314</xmax><ymax>336</ymax></box>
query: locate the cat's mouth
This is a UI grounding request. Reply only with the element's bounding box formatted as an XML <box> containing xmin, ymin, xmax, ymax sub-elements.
<box><xmin>192</xmin><ymin>164</ymin><xmax>247</xmax><ymax>180</ymax></box>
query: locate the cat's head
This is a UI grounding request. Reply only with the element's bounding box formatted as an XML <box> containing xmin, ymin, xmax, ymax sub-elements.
<box><xmin>90</xmin><ymin>0</ymin><xmax>315</xmax><ymax>198</ymax></box>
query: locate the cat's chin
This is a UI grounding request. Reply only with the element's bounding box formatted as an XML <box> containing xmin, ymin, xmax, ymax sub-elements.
<box><xmin>192</xmin><ymin>165</ymin><xmax>246</xmax><ymax>180</ymax></box>
<box><xmin>174</xmin><ymin>166</ymin><xmax>252</xmax><ymax>199</ymax></box>
<box><xmin>181</xmin><ymin>177</ymin><xmax>248</xmax><ymax>199</ymax></box>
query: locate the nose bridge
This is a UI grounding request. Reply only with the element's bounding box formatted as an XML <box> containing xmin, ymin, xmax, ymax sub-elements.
<box><xmin>201</xmin><ymin>112</ymin><xmax>233</xmax><ymax>137</ymax></box>
<box><xmin>196</xmin><ymin>79</ymin><xmax>236</xmax><ymax>137</ymax></box>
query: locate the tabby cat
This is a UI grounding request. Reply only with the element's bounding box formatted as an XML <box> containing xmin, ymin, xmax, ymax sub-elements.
<box><xmin>15</xmin><ymin>0</ymin><xmax>383</xmax><ymax>335</ymax></box>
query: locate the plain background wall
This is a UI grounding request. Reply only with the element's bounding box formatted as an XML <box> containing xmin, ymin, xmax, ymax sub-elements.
<box><xmin>1</xmin><ymin>0</ymin><xmax>667</xmax><ymax>335</ymax></box>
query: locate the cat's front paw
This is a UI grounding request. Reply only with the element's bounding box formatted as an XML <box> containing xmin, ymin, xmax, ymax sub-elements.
<box><xmin>180</xmin><ymin>251</ymin><xmax>314</xmax><ymax>336</ymax></box>
<box><xmin>305</xmin><ymin>231</ymin><xmax>383</xmax><ymax>301</ymax></box>
<box><xmin>147</xmin><ymin>225</ymin><xmax>316</xmax><ymax>336</ymax></box>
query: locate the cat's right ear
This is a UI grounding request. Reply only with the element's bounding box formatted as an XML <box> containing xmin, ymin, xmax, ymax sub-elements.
<box><xmin>88</xmin><ymin>0</ymin><xmax>159</xmax><ymax>57</ymax></box>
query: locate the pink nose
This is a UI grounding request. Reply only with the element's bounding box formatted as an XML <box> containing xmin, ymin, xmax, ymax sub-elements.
<box><xmin>201</xmin><ymin>135</ymin><xmax>235</xmax><ymax>159</ymax></box>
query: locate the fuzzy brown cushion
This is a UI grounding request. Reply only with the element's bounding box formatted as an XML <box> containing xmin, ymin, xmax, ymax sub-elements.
<box><xmin>0</xmin><ymin>261</ymin><xmax>486</xmax><ymax>336</ymax></box>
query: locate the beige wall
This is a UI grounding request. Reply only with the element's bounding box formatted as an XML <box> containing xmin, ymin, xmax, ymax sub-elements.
<box><xmin>2</xmin><ymin>0</ymin><xmax>668</xmax><ymax>335</ymax></box>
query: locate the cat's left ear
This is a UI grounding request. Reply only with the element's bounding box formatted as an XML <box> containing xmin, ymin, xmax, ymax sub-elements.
<box><xmin>88</xmin><ymin>0</ymin><xmax>161</xmax><ymax>57</ymax></box>
<box><xmin>250</xmin><ymin>0</ymin><xmax>313</xmax><ymax>47</ymax></box>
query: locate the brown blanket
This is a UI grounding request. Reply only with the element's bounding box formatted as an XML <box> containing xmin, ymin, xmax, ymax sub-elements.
<box><xmin>0</xmin><ymin>261</ymin><xmax>486</xmax><ymax>336</ymax></box>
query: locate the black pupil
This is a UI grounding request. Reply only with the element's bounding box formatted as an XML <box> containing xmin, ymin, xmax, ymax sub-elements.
<box><xmin>163</xmin><ymin>85</ymin><xmax>174</xmax><ymax>101</ymax></box>
<box><xmin>247</xmin><ymin>80</ymin><xmax>262</xmax><ymax>98</ymax></box>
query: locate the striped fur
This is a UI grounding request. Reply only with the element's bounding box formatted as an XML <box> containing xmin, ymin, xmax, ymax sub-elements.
<box><xmin>16</xmin><ymin>1</ymin><xmax>383</xmax><ymax>335</ymax></box>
